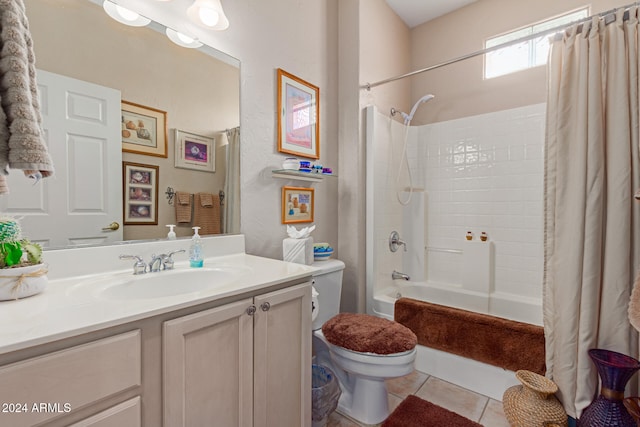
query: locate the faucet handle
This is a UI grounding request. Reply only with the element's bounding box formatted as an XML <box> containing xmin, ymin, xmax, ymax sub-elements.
<box><xmin>119</xmin><ymin>254</ymin><xmax>147</xmax><ymax>275</ymax></box>
<box><xmin>162</xmin><ymin>249</ymin><xmax>186</xmax><ymax>270</ymax></box>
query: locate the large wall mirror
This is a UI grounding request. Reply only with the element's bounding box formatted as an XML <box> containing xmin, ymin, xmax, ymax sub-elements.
<box><xmin>2</xmin><ymin>0</ymin><xmax>240</xmax><ymax>249</ymax></box>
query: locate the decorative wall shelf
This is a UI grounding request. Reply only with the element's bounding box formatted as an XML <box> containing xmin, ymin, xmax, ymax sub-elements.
<box><xmin>271</xmin><ymin>169</ymin><xmax>337</xmax><ymax>183</ymax></box>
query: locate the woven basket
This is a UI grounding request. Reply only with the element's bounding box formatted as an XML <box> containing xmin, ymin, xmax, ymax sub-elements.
<box><xmin>503</xmin><ymin>370</ymin><xmax>568</xmax><ymax>427</ymax></box>
<box><xmin>623</xmin><ymin>397</ymin><xmax>640</xmax><ymax>425</ymax></box>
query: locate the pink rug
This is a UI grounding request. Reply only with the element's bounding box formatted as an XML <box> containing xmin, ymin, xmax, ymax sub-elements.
<box><xmin>382</xmin><ymin>394</ymin><xmax>484</xmax><ymax>427</ymax></box>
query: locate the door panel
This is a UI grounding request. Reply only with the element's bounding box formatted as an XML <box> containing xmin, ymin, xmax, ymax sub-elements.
<box><xmin>0</xmin><ymin>70</ymin><xmax>122</xmax><ymax>247</ymax></box>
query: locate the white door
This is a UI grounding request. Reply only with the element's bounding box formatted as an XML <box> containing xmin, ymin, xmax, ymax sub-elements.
<box><xmin>0</xmin><ymin>70</ymin><xmax>122</xmax><ymax>248</ymax></box>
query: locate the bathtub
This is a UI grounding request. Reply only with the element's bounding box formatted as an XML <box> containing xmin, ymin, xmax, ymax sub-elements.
<box><xmin>369</xmin><ymin>281</ymin><xmax>541</xmax><ymax>400</ymax></box>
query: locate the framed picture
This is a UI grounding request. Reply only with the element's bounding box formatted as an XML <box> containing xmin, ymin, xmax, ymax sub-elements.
<box><xmin>121</xmin><ymin>100</ymin><xmax>168</xmax><ymax>158</ymax></box>
<box><xmin>277</xmin><ymin>68</ymin><xmax>320</xmax><ymax>160</ymax></box>
<box><xmin>123</xmin><ymin>162</ymin><xmax>159</xmax><ymax>225</ymax></box>
<box><xmin>174</xmin><ymin>129</ymin><xmax>215</xmax><ymax>173</ymax></box>
<box><xmin>282</xmin><ymin>186</ymin><xmax>314</xmax><ymax>224</ymax></box>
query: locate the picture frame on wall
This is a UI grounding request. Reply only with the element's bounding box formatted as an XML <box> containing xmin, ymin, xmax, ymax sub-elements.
<box><xmin>277</xmin><ymin>68</ymin><xmax>320</xmax><ymax>160</ymax></box>
<box><xmin>174</xmin><ymin>129</ymin><xmax>215</xmax><ymax>173</ymax></box>
<box><xmin>123</xmin><ymin>161</ymin><xmax>159</xmax><ymax>225</ymax></box>
<box><xmin>282</xmin><ymin>186</ymin><xmax>314</xmax><ymax>224</ymax></box>
<box><xmin>121</xmin><ymin>100</ymin><xmax>168</xmax><ymax>158</ymax></box>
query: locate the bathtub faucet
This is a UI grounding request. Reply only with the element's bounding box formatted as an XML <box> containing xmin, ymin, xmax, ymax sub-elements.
<box><xmin>392</xmin><ymin>270</ymin><xmax>410</xmax><ymax>281</ymax></box>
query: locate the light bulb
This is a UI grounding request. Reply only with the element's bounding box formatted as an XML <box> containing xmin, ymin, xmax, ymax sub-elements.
<box><xmin>103</xmin><ymin>1</ymin><xmax>150</xmax><ymax>27</ymax></box>
<box><xmin>177</xmin><ymin>33</ymin><xmax>195</xmax><ymax>44</ymax></box>
<box><xmin>115</xmin><ymin>4</ymin><xmax>140</xmax><ymax>22</ymax></box>
<box><xmin>165</xmin><ymin>28</ymin><xmax>203</xmax><ymax>48</ymax></box>
<box><xmin>198</xmin><ymin>6</ymin><xmax>219</xmax><ymax>27</ymax></box>
<box><xmin>187</xmin><ymin>0</ymin><xmax>229</xmax><ymax>30</ymax></box>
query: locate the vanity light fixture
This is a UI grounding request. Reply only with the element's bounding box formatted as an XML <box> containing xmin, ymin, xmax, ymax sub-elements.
<box><xmin>165</xmin><ymin>28</ymin><xmax>203</xmax><ymax>49</ymax></box>
<box><xmin>102</xmin><ymin>0</ymin><xmax>151</xmax><ymax>27</ymax></box>
<box><xmin>186</xmin><ymin>0</ymin><xmax>229</xmax><ymax>30</ymax></box>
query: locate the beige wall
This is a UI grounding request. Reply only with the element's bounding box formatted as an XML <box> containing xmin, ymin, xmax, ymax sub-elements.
<box><xmin>112</xmin><ymin>0</ymin><xmax>341</xmax><ymax>259</ymax></box>
<box><xmin>26</xmin><ymin>0</ymin><xmax>239</xmax><ymax>240</ymax></box>
<box><xmin>409</xmin><ymin>0</ymin><xmax>622</xmax><ymax>124</ymax></box>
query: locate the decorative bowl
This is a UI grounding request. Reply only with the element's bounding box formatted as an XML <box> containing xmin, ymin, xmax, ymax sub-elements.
<box><xmin>282</xmin><ymin>157</ymin><xmax>299</xmax><ymax>170</ymax></box>
<box><xmin>299</xmin><ymin>160</ymin><xmax>311</xmax><ymax>169</ymax></box>
<box><xmin>314</xmin><ymin>243</ymin><xmax>334</xmax><ymax>260</ymax></box>
<box><xmin>314</xmin><ymin>250</ymin><xmax>333</xmax><ymax>261</ymax></box>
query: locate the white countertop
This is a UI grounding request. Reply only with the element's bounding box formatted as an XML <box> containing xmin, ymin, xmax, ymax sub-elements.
<box><xmin>0</xmin><ymin>236</ymin><xmax>316</xmax><ymax>356</ymax></box>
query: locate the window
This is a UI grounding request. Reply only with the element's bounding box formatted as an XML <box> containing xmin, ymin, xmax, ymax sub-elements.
<box><xmin>484</xmin><ymin>8</ymin><xmax>589</xmax><ymax>79</ymax></box>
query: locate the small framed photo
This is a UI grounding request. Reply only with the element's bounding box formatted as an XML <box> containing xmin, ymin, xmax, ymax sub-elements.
<box><xmin>174</xmin><ymin>129</ymin><xmax>215</xmax><ymax>173</ymax></box>
<box><xmin>123</xmin><ymin>162</ymin><xmax>159</xmax><ymax>225</ymax></box>
<box><xmin>121</xmin><ymin>101</ymin><xmax>168</xmax><ymax>158</ymax></box>
<box><xmin>282</xmin><ymin>186</ymin><xmax>314</xmax><ymax>224</ymax></box>
<box><xmin>277</xmin><ymin>69</ymin><xmax>320</xmax><ymax>160</ymax></box>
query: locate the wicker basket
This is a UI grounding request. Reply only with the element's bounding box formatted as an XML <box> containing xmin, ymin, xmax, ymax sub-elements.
<box><xmin>503</xmin><ymin>370</ymin><xmax>568</xmax><ymax>427</ymax></box>
<box><xmin>623</xmin><ymin>397</ymin><xmax>640</xmax><ymax>425</ymax></box>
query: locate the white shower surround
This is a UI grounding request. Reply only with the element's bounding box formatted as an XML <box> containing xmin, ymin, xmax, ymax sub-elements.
<box><xmin>366</xmin><ymin>103</ymin><xmax>547</xmax><ymax>325</ymax></box>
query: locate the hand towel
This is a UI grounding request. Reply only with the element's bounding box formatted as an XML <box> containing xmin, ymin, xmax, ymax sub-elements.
<box><xmin>193</xmin><ymin>192</ymin><xmax>221</xmax><ymax>235</ymax></box>
<box><xmin>199</xmin><ymin>192</ymin><xmax>213</xmax><ymax>207</ymax></box>
<box><xmin>0</xmin><ymin>0</ymin><xmax>54</xmax><ymax>193</ymax></box>
<box><xmin>175</xmin><ymin>191</ymin><xmax>192</xmax><ymax>223</ymax></box>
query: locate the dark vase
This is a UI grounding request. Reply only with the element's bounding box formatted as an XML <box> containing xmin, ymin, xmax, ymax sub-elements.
<box><xmin>577</xmin><ymin>349</ymin><xmax>640</xmax><ymax>427</ymax></box>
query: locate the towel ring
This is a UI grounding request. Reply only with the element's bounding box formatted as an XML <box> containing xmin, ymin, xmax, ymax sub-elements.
<box><xmin>166</xmin><ymin>187</ymin><xmax>175</xmax><ymax>205</ymax></box>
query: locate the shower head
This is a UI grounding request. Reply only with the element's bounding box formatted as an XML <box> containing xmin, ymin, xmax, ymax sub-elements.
<box><xmin>401</xmin><ymin>94</ymin><xmax>435</xmax><ymax>124</ymax></box>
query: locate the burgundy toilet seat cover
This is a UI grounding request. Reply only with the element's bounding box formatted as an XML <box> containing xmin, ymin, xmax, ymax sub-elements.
<box><xmin>321</xmin><ymin>313</ymin><xmax>417</xmax><ymax>355</ymax></box>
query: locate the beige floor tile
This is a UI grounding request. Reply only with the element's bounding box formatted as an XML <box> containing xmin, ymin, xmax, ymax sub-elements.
<box><xmin>386</xmin><ymin>370</ymin><xmax>429</xmax><ymax>399</ymax></box>
<box><xmin>387</xmin><ymin>393</ymin><xmax>404</xmax><ymax>415</ymax></box>
<box><xmin>479</xmin><ymin>399</ymin><xmax>510</xmax><ymax>427</ymax></box>
<box><xmin>414</xmin><ymin>376</ymin><xmax>488</xmax><ymax>422</ymax></box>
<box><xmin>326</xmin><ymin>411</ymin><xmax>362</xmax><ymax>427</ymax></box>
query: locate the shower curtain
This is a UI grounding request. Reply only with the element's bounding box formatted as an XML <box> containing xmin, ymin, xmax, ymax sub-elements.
<box><xmin>223</xmin><ymin>127</ymin><xmax>241</xmax><ymax>234</ymax></box>
<box><xmin>544</xmin><ymin>8</ymin><xmax>640</xmax><ymax>419</ymax></box>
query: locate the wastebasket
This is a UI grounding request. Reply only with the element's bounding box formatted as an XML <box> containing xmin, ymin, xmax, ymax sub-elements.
<box><xmin>311</xmin><ymin>364</ymin><xmax>342</xmax><ymax>427</ymax></box>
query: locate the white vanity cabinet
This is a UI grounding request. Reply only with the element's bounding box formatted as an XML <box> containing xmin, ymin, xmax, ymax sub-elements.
<box><xmin>0</xmin><ymin>331</ymin><xmax>142</xmax><ymax>427</ymax></box>
<box><xmin>163</xmin><ymin>282</ymin><xmax>312</xmax><ymax>427</ymax></box>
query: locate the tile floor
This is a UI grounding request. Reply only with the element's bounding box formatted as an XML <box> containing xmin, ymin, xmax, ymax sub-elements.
<box><xmin>325</xmin><ymin>369</ymin><xmax>510</xmax><ymax>427</ymax></box>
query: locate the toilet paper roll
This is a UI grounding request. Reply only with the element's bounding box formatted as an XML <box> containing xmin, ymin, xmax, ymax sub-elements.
<box><xmin>283</xmin><ymin>237</ymin><xmax>314</xmax><ymax>265</ymax></box>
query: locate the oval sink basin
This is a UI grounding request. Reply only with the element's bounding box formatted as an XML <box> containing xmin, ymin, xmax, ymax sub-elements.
<box><xmin>69</xmin><ymin>266</ymin><xmax>252</xmax><ymax>301</ymax></box>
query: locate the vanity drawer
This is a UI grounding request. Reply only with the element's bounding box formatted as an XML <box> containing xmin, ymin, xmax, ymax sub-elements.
<box><xmin>69</xmin><ymin>397</ymin><xmax>141</xmax><ymax>427</ymax></box>
<box><xmin>0</xmin><ymin>330</ymin><xmax>141</xmax><ymax>427</ymax></box>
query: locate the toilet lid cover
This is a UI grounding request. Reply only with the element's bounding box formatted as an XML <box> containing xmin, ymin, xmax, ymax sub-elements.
<box><xmin>321</xmin><ymin>313</ymin><xmax>417</xmax><ymax>355</ymax></box>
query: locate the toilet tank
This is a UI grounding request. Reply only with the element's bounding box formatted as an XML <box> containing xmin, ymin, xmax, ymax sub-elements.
<box><xmin>311</xmin><ymin>259</ymin><xmax>345</xmax><ymax>330</ymax></box>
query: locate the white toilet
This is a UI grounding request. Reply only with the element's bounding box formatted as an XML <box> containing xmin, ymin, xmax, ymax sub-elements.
<box><xmin>311</xmin><ymin>259</ymin><xmax>417</xmax><ymax>425</ymax></box>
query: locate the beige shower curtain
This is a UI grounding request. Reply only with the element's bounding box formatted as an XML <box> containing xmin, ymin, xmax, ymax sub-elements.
<box><xmin>544</xmin><ymin>8</ymin><xmax>640</xmax><ymax>419</ymax></box>
<box><xmin>223</xmin><ymin>127</ymin><xmax>241</xmax><ymax>235</ymax></box>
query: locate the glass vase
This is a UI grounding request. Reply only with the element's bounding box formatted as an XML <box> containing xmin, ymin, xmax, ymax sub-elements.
<box><xmin>578</xmin><ymin>349</ymin><xmax>640</xmax><ymax>427</ymax></box>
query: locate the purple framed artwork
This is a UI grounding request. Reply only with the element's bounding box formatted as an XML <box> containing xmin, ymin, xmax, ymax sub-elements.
<box><xmin>174</xmin><ymin>129</ymin><xmax>215</xmax><ymax>173</ymax></box>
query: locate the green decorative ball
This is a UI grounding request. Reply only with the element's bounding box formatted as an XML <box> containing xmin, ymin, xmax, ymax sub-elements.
<box><xmin>0</xmin><ymin>217</ymin><xmax>22</xmax><ymax>243</ymax></box>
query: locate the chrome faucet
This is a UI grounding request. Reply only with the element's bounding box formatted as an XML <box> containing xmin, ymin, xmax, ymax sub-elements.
<box><xmin>161</xmin><ymin>249</ymin><xmax>186</xmax><ymax>270</ymax></box>
<box><xmin>149</xmin><ymin>249</ymin><xmax>186</xmax><ymax>272</ymax></box>
<box><xmin>119</xmin><ymin>254</ymin><xmax>147</xmax><ymax>275</ymax></box>
<box><xmin>149</xmin><ymin>254</ymin><xmax>164</xmax><ymax>273</ymax></box>
<box><xmin>389</xmin><ymin>231</ymin><xmax>407</xmax><ymax>252</ymax></box>
<box><xmin>392</xmin><ymin>270</ymin><xmax>410</xmax><ymax>281</ymax></box>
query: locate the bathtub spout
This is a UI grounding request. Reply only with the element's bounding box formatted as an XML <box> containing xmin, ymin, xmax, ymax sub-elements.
<box><xmin>392</xmin><ymin>270</ymin><xmax>410</xmax><ymax>281</ymax></box>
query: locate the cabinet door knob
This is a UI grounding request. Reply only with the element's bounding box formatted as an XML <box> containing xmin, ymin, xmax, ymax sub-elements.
<box><xmin>260</xmin><ymin>302</ymin><xmax>271</xmax><ymax>312</ymax></box>
<box><xmin>246</xmin><ymin>305</ymin><xmax>257</xmax><ymax>316</ymax></box>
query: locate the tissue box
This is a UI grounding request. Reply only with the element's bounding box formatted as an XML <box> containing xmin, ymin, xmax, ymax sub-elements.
<box><xmin>283</xmin><ymin>237</ymin><xmax>314</xmax><ymax>265</ymax></box>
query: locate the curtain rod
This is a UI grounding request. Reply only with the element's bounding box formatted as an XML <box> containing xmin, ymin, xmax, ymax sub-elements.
<box><xmin>361</xmin><ymin>1</ymin><xmax>640</xmax><ymax>91</ymax></box>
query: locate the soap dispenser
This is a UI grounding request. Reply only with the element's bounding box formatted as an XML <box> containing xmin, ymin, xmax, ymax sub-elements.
<box><xmin>166</xmin><ymin>224</ymin><xmax>176</xmax><ymax>240</ymax></box>
<box><xmin>189</xmin><ymin>226</ymin><xmax>203</xmax><ymax>268</ymax></box>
